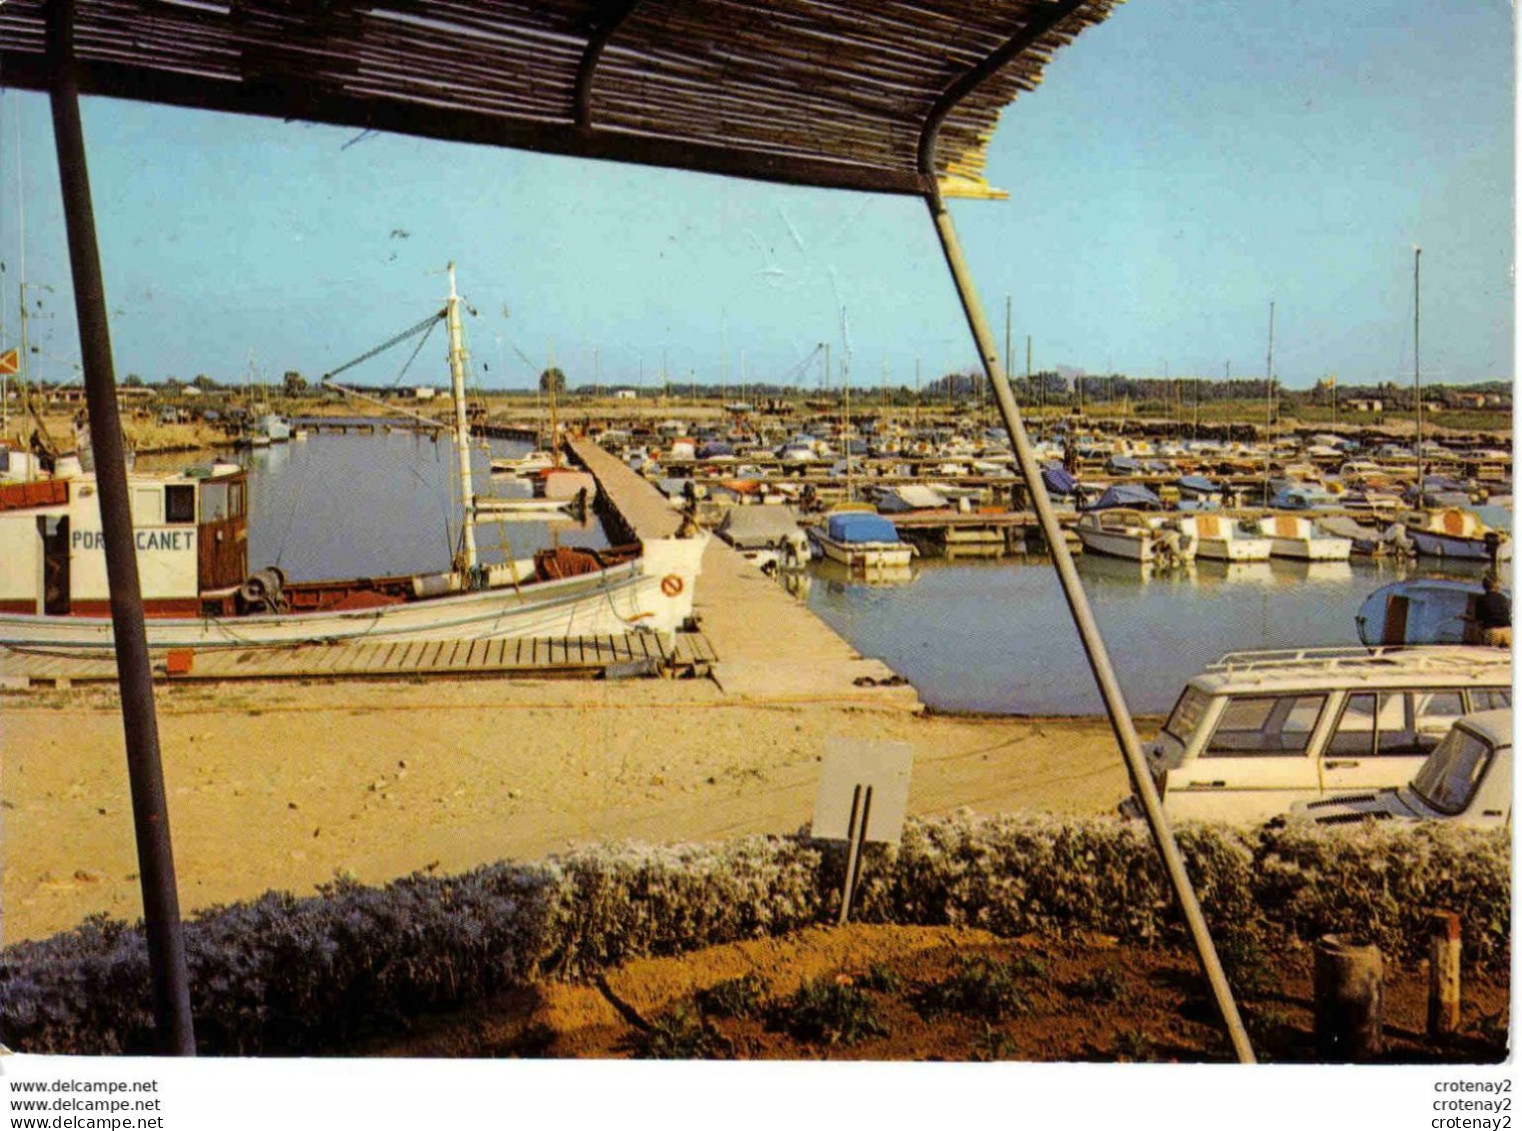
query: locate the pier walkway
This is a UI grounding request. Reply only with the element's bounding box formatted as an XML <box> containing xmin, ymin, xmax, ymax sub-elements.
<box><xmin>569</xmin><ymin>437</ymin><xmax>920</xmax><ymax>709</ymax></box>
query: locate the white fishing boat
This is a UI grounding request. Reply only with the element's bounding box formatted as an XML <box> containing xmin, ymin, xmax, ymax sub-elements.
<box><xmin>1179</xmin><ymin>514</ymin><xmax>1271</xmax><ymax>562</ymax></box>
<box><xmin>0</xmin><ymin>266</ymin><xmax>706</xmax><ymax>651</ymax></box>
<box><xmin>1407</xmin><ymin>507</ymin><xmax>1506</xmax><ymax>561</ymax></box>
<box><xmin>1264</xmin><ymin>514</ymin><xmax>1352</xmax><ymax>561</ymax></box>
<box><xmin>806</xmin><ymin>510</ymin><xmax>914</xmax><ymax>571</ymax></box>
<box><xmin>1074</xmin><ymin>509</ymin><xmax>1194</xmax><ymax>565</ymax></box>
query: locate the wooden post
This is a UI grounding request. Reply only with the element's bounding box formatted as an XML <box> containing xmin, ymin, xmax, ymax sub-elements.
<box><xmin>1427</xmin><ymin>910</ymin><xmax>1461</xmax><ymax>1038</ymax></box>
<box><xmin>1314</xmin><ymin>934</ymin><xmax>1384</xmax><ymax>1061</ymax></box>
<box><xmin>836</xmin><ymin>784</ymin><xmax>874</xmax><ymax>926</ymax></box>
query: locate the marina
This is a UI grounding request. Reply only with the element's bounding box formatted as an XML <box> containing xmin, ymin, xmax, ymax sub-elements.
<box><xmin>0</xmin><ymin>0</ymin><xmax>1511</xmax><ymax>1088</ymax></box>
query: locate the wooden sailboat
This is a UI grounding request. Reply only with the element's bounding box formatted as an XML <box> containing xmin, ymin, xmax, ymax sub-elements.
<box><xmin>0</xmin><ymin>265</ymin><xmax>706</xmax><ymax>650</ymax></box>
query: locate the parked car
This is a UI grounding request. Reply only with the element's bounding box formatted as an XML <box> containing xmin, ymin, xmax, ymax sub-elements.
<box><xmin>1121</xmin><ymin>646</ymin><xmax>1512</xmax><ymax>824</ymax></box>
<box><xmin>1288</xmin><ymin>709</ymin><xmax>1511</xmax><ymax>828</ymax></box>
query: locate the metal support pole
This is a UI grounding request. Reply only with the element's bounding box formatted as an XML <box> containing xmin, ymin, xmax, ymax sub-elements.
<box><xmin>923</xmin><ymin>190</ymin><xmax>1254</xmax><ymax>1064</ymax></box>
<box><xmin>47</xmin><ymin>0</ymin><xmax>196</xmax><ymax>1056</ymax></box>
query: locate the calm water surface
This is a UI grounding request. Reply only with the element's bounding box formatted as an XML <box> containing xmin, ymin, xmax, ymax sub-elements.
<box><xmin>172</xmin><ymin>434</ymin><xmax>1505</xmax><ymax>717</ymax></box>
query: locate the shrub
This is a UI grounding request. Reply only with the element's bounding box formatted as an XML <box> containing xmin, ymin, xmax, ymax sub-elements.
<box><xmin>913</xmin><ymin>956</ymin><xmax>1032</xmax><ymax>1021</ymax></box>
<box><xmin>0</xmin><ymin>815</ymin><xmax>1506</xmax><ymax>1055</ymax></box>
<box><xmin>694</xmin><ymin>975</ymin><xmax>766</xmax><ymax>1020</ymax></box>
<box><xmin>632</xmin><ymin>1007</ymin><xmax>734</xmax><ymax>1059</ymax></box>
<box><xmin>1065</xmin><ymin>967</ymin><xmax>1128</xmax><ymax>1006</ymax></box>
<box><xmin>773</xmin><ymin>978</ymin><xmax>887</xmax><ymax>1046</ymax></box>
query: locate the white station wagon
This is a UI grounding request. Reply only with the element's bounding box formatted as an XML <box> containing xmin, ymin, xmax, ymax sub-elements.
<box><xmin>1130</xmin><ymin>646</ymin><xmax>1513</xmax><ymax>824</ymax></box>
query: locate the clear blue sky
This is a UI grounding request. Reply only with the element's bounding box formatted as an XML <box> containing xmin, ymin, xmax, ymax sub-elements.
<box><xmin>0</xmin><ymin>0</ymin><xmax>1512</xmax><ymax>392</ymax></box>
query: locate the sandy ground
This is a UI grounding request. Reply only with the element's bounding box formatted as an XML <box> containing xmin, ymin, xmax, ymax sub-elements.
<box><xmin>1</xmin><ymin>678</ymin><xmax>1135</xmax><ymax>944</ymax></box>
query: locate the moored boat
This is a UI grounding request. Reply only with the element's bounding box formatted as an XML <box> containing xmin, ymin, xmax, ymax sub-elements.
<box><xmin>0</xmin><ymin>267</ymin><xmax>707</xmax><ymax>651</ymax></box>
<box><xmin>1074</xmin><ymin>509</ymin><xmax>1194</xmax><ymax>565</ymax></box>
<box><xmin>1265</xmin><ymin>514</ymin><xmax>1352</xmax><ymax>561</ymax></box>
<box><xmin>1179</xmin><ymin>514</ymin><xmax>1271</xmax><ymax>562</ymax></box>
<box><xmin>1407</xmin><ymin>507</ymin><xmax>1506</xmax><ymax>561</ymax></box>
<box><xmin>806</xmin><ymin>511</ymin><xmax>914</xmax><ymax>571</ymax></box>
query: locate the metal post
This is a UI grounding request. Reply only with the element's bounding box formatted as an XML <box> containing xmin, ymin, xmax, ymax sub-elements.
<box><xmin>923</xmin><ymin>190</ymin><xmax>1255</xmax><ymax>1064</ymax></box>
<box><xmin>46</xmin><ymin>0</ymin><xmax>196</xmax><ymax>1056</ymax></box>
<box><xmin>1414</xmin><ymin>246</ymin><xmax>1423</xmax><ymax>503</ymax></box>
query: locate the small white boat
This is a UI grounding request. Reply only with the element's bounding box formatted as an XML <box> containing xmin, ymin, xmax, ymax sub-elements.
<box><xmin>806</xmin><ymin>511</ymin><xmax>914</xmax><ymax>571</ymax></box>
<box><xmin>1074</xmin><ymin>509</ymin><xmax>1194</xmax><ymax>565</ymax></box>
<box><xmin>490</xmin><ymin>450</ymin><xmax>556</xmax><ymax>475</ymax></box>
<box><xmin>1180</xmin><ymin>514</ymin><xmax>1271</xmax><ymax>562</ymax></box>
<box><xmin>1265</xmin><ymin>514</ymin><xmax>1352</xmax><ymax>561</ymax></box>
<box><xmin>1407</xmin><ymin>507</ymin><xmax>1506</xmax><ymax>561</ymax></box>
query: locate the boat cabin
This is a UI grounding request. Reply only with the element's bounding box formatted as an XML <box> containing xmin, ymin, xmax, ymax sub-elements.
<box><xmin>0</xmin><ymin>465</ymin><xmax>248</xmax><ymax>617</ymax></box>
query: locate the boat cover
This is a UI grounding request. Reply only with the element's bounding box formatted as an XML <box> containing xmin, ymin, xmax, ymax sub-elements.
<box><xmin>1176</xmin><ymin>474</ymin><xmax>1218</xmax><ymax>495</ymax></box>
<box><xmin>1041</xmin><ymin>465</ymin><xmax>1078</xmax><ymax>496</ymax></box>
<box><xmin>826</xmin><ymin>512</ymin><xmax>901</xmax><ymax>543</ymax></box>
<box><xmin>718</xmin><ymin>505</ymin><xmax>803</xmax><ymax>549</ymax></box>
<box><xmin>698</xmin><ymin>441</ymin><xmax>735</xmax><ymax>459</ymax></box>
<box><xmin>1087</xmin><ymin>484</ymin><xmax>1163</xmax><ymax>512</ymax></box>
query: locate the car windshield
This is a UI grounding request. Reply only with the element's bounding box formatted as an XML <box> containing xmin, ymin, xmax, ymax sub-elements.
<box><xmin>1410</xmin><ymin>726</ymin><xmax>1498</xmax><ymax>815</ymax></box>
<box><xmin>1164</xmin><ymin>687</ymin><xmax>1211</xmax><ymax>745</ymax></box>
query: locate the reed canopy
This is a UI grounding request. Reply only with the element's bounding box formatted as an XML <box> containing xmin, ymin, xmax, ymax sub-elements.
<box><xmin>0</xmin><ymin>0</ymin><xmax>1119</xmax><ymax>199</ymax></box>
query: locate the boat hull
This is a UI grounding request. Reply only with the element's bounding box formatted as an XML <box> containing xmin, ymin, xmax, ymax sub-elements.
<box><xmin>1195</xmin><ymin>537</ymin><xmax>1272</xmax><ymax>562</ymax></box>
<box><xmin>1076</xmin><ymin>527</ymin><xmax>1152</xmax><ymax>561</ymax></box>
<box><xmin>1409</xmin><ymin>531</ymin><xmax>1494</xmax><ymax>560</ymax></box>
<box><xmin>807</xmin><ymin>529</ymin><xmax>914</xmax><ymax>570</ymax></box>
<box><xmin>1269</xmin><ymin>536</ymin><xmax>1352</xmax><ymax>561</ymax></box>
<box><xmin>0</xmin><ymin>537</ymin><xmax>708</xmax><ymax>652</ymax></box>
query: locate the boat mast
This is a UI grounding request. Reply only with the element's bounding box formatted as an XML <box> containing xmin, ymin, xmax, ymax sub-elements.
<box><xmin>445</xmin><ymin>262</ymin><xmax>478</xmax><ymax>576</ymax></box>
<box><xmin>1413</xmin><ymin>245</ymin><xmax>1423</xmax><ymax>503</ymax></box>
<box><xmin>548</xmin><ymin>337</ymin><xmax>560</xmax><ymax>469</ymax></box>
<box><xmin>1263</xmin><ymin>301</ymin><xmax>1274</xmax><ymax>504</ymax></box>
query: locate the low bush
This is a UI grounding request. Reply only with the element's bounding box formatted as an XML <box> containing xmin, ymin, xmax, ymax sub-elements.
<box><xmin>0</xmin><ymin>815</ymin><xmax>1506</xmax><ymax>1055</ymax></box>
<box><xmin>913</xmin><ymin>956</ymin><xmax>1032</xmax><ymax>1021</ymax></box>
<box><xmin>772</xmin><ymin>978</ymin><xmax>886</xmax><ymax>1046</ymax></box>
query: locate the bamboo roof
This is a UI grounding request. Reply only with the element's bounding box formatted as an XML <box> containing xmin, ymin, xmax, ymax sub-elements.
<box><xmin>0</xmin><ymin>0</ymin><xmax>1119</xmax><ymax>199</ymax></box>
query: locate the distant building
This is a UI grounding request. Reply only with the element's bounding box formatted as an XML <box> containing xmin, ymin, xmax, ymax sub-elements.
<box><xmin>413</xmin><ymin>386</ymin><xmax>437</xmax><ymax>401</ymax></box>
<box><xmin>613</xmin><ymin>388</ymin><xmax>638</xmax><ymax>400</ymax></box>
<box><xmin>1343</xmin><ymin>397</ymin><xmax>1382</xmax><ymax>413</ymax></box>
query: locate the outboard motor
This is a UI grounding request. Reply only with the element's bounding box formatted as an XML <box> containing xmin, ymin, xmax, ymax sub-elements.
<box><xmin>239</xmin><ymin>566</ymin><xmax>289</xmax><ymax>614</ymax></box>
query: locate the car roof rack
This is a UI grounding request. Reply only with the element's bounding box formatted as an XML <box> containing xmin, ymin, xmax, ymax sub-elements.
<box><xmin>1206</xmin><ymin>645</ymin><xmax>1511</xmax><ymax>681</ymax></box>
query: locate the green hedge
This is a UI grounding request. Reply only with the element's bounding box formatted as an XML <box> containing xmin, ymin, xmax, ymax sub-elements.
<box><xmin>0</xmin><ymin>816</ymin><xmax>1507</xmax><ymax>1055</ymax></box>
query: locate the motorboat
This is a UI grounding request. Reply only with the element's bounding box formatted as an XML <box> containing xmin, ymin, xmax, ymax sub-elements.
<box><xmin>1265</xmin><ymin>514</ymin><xmax>1352</xmax><ymax>561</ymax></box>
<box><xmin>1179</xmin><ymin>514</ymin><xmax>1271</xmax><ymax>562</ymax></box>
<box><xmin>1074</xmin><ymin>509</ymin><xmax>1194</xmax><ymax>565</ymax></box>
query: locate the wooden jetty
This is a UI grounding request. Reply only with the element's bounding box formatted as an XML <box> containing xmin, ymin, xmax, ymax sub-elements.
<box><xmin>0</xmin><ymin>631</ymin><xmax>718</xmax><ymax>689</ymax></box>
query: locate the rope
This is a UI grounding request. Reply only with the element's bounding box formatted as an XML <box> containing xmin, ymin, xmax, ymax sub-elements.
<box><xmin>319</xmin><ymin>310</ymin><xmax>444</xmax><ymax>383</ymax></box>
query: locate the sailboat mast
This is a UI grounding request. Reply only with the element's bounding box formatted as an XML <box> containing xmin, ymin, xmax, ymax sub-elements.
<box><xmin>1263</xmin><ymin>301</ymin><xmax>1275</xmax><ymax>503</ymax></box>
<box><xmin>445</xmin><ymin>262</ymin><xmax>478</xmax><ymax>576</ymax></box>
<box><xmin>548</xmin><ymin>338</ymin><xmax>560</xmax><ymax>469</ymax></box>
<box><xmin>1414</xmin><ymin>246</ymin><xmax>1423</xmax><ymax>503</ymax></box>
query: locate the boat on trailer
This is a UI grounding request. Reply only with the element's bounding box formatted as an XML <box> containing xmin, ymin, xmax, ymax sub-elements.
<box><xmin>0</xmin><ymin>268</ymin><xmax>706</xmax><ymax>651</ymax></box>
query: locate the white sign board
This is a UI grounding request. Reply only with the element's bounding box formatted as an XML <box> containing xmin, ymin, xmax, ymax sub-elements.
<box><xmin>812</xmin><ymin>737</ymin><xmax>913</xmax><ymax>844</ymax></box>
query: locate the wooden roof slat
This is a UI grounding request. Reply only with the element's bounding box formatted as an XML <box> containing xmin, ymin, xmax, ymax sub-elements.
<box><xmin>0</xmin><ymin>0</ymin><xmax>1121</xmax><ymax>198</ymax></box>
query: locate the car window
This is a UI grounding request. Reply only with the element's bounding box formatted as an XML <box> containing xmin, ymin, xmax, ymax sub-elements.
<box><xmin>1411</xmin><ymin>727</ymin><xmax>1497</xmax><ymax>814</ymax></box>
<box><xmin>1413</xmin><ymin>690</ymin><xmax>1466</xmax><ymax>734</ymax></box>
<box><xmin>1164</xmin><ymin>687</ymin><xmax>1211</xmax><ymax>745</ymax></box>
<box><xmin>1470</xmin><ymin>689</ymin><xmax>1512</xmax><ymax>711</ymax></box>
<box><xmin>1327</xmin><ymin>692</ymin><xmax>1429</xmax><ymax>757</ymax></box>
<box><xmin>1202</xmin><ymin>694</ymin><xmax>1326</xmax><ymax>758</ymax></box>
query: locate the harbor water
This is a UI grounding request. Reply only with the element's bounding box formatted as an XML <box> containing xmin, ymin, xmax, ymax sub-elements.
<box><xmin>200</xmin><ymin>431</ymin><xmax>1505</xmax><ymax>718</ymax></box>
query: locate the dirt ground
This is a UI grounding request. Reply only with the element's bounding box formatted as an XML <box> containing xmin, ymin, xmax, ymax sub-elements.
<box><xmin>379</xmin><ymin>923</ymin><xmax>1509</xmax><ymax>1063</ymax></box>
<box><xmin>1</xmin><ymin>678</ymin><xmax>1135</xmax><ymax>943</ymax></box>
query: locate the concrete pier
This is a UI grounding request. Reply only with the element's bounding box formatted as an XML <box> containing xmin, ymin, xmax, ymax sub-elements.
<box><xmin>568</xmin><ymin>437</ymin><xmax>920</xmax><ymax>709</ymax></box>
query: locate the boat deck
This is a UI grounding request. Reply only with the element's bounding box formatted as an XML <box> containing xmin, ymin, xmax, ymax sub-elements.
<box><xmin>0</xmin><ymin>630</ymin><xmax>719</xmax><ymax>689</ymax></box>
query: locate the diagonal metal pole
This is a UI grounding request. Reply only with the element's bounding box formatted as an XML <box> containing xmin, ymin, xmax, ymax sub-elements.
<box><xmin>924</xmin><ymin>190</ymin><xmax>1255</xmax><ymax>1064</ymax></box>
<box><xmin>47</xmin><ymin>0</ymin><xmax>196</xmax><ymax>1055</ymax></box>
